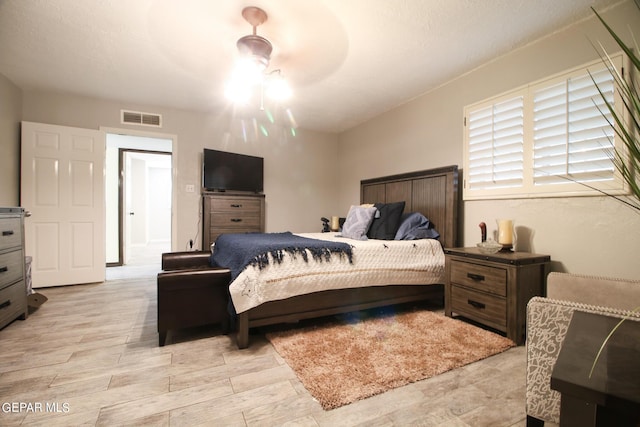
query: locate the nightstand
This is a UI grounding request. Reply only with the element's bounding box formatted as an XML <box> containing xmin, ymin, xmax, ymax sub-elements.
<box><xmin>444</xmin><ymin>247</ymin><xmax>550</xmax><ymax>345</ymax></box>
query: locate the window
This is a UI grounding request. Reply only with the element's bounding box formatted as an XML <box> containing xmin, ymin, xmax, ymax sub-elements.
<box><xmin>466</xmin><ymin>94</ymin><xmax>524</xmax><ymax>192</ymax></box>
<box><xmin>463</xmin><ymin>53</ymin><xmax>627</xmax><ymax>200</ymax></box>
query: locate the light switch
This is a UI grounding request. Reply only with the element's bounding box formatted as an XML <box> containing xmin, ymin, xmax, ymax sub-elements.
<box><xmin>185</xmin><ymin>184</ymin><xmax>195</xmax><ymax>193</ymax></box>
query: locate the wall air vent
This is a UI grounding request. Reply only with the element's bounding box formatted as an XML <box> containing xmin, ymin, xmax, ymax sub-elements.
<box><xmin>121</xmin><ymin>110</ymin><xmax>162</xmax><ymax>127</ymax></box>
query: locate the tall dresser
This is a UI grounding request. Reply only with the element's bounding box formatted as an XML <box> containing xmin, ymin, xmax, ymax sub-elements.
<box><xmin>202</xmin><ymin>192</ymin><xmax>265</xmax><ymax>250</ymax></box>
<box><xmin>0</xmin><ymin>207</ymin><xmax>28</xmax><ymax>330</ymax></box>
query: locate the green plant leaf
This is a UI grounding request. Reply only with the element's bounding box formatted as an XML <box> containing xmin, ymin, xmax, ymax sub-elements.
<box><xmin>589</xmin><ymin>306</ymin><xmax>640</xmax><ymax>378</ymax></box>
<box><xmin>589</xmin><ymin>7</ymin><xmax>640</xmax><ymax>212</ymax></box>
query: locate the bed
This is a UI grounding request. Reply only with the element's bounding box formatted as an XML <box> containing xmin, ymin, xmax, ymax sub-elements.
<box><xmin>215</xmin><ymin>165</ymin><xmax>459</xmax><ymax>348</ymax></box>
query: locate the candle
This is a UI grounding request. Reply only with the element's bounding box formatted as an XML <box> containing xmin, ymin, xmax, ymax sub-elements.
<box><xmin>330</xmin><ymin>216</ymin><xmax>340</xmax><ymax>231</ymax></box>
<box><xmin>497</xmin><ymin>219</ymin><xmax>513</xmax><ymax>245</ymax></box>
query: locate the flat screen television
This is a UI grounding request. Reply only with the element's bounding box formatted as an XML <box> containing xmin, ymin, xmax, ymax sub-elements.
<box><xmin>202</xmin><ymin>148</ymin><xmax>264</xmax><ymax>193</ymax></box>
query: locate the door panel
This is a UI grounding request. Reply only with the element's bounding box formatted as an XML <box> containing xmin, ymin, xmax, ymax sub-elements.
<box><xmin>21</xmin><ymin>122</ymin><xmax>105</xmax><ymax>287</ymax></box>
<box><xmin>33</xmin><ymin>222</ymin><xmax>59</xmax><ymax>272</ymax></box>
<box><xmin>34</xmin><ymin>157</ymin><xmax>59</xmax><ymax>206</ymax></box>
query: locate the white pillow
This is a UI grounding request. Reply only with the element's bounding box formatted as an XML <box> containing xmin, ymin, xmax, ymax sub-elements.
<box><xmin>340</xmin><ymin>205</ymin><xmax>377</xmax><ymax>240</ymax></box>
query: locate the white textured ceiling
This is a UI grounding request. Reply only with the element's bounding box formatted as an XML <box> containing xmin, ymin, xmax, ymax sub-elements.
<box><xmin>0</xmin><ymin>0</ymin><xmax>623</xmax><ymax>133</ymax></box>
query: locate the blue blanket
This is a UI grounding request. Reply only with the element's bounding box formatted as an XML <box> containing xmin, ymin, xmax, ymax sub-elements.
<box><xmin>211</xmin><ymin>232</ymin><xmax>353</xmax><ymax>280</ymax></box>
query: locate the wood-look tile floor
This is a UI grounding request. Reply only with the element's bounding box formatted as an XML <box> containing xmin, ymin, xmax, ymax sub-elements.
<box><xmin>1</xmin><ymin>276</ymin><xmax>534</xmax><ymax>426</ymax></box>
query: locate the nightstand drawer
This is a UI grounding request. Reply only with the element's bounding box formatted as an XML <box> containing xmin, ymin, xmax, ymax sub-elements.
<box><xmin>451</xmin><ymin>285</ymin><xmax>506</xmax><ymax>328</ymax></box>
<box><xmin>450</xmin><ymin>260</ymin><xmax>506</xmax><ymax>296</ymax></box>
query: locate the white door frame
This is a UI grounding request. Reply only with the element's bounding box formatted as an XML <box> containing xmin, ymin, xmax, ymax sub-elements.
<box><xmin>120</xmin><ymin>148</ymin><xmax>172</xmax><ymax>265</ymax></box>
<box><xmin>102</xmin><ymin>127</ymin><xmax>177</xmax><ymax>258</ymax></box>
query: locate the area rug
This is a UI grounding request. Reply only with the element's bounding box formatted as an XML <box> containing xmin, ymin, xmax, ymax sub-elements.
<box><xmin>266</xmin><ymin>308</ymin><xmax>515</xmax><ymax>410</ymax></box>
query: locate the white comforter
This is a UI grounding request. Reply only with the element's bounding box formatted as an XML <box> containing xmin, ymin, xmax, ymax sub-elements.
<box><xmin>229</xmin><ymin>233</ymin><xmax>445</xmax><ymax>313</ymax></box>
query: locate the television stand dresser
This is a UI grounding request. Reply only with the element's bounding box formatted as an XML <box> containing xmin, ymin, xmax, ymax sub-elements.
<box><xmin>202</xmin><ymin>192</ymin><xmax>265</xmax><ymax>250</ymax></box>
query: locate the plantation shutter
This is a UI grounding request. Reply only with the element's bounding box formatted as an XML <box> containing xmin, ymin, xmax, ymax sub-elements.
<box><xmin>466</xmin><ymin>96</ymin><xmax>524</xmax><ymax>191</ymax></box>
<box><xmin>463</xmin><ymin>53</ymin><xmax>625</xmax><ymax>200</ymax></box>
<box><xmin>533</xmin><ymin>65</ymin><xmax>616</xmax><ymax>186</ymax></box>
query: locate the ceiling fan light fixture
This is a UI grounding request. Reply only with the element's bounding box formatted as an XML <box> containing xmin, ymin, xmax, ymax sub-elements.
<box><xmin>265</xmin><ymin>72</ymin><xmax>292</xmax><ymax>101</ymax></box>
<box><xmin>236</xmin><ymin>34</ymin><xmax>272</xmax><ymax>70</ymax></box>
<box><xmin>226</xmin><ymin>6</ymin><xmax>293</xmax><ymax>109</ymax></box>
<box><xmin>224</xmin><ymin>78</ymin><xmax>252</xmax><ymax>104</ymax></box>
<box><xmin>231</xmin><ymin>57</ymin><xmax>265</xmax><ymax>84</ymax></box>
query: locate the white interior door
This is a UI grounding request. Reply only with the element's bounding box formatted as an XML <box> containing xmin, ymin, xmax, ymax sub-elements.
<box><xmin>21</xmin><ymin>121</ymin><xmax>106</xmax><ymax>287</ymax></box>
<box><xmin>124</xmin><ymin>153</ymin><xmax>147</xmax><ymax>262</ymax></box>
<box><xmin>123</xmin><ymin>152</ymin><xmax>133</xmax><ymax>264</ymax></box>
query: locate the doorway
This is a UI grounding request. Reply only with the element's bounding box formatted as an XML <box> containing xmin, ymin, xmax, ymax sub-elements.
<box><xmin>105</xmin><ymin>134</ymin><xmax>173</xmax><ymax>280</ymax></box>
<box><xmin>121</xmin><ymin>149</ymin><xmax>172</xmax><ymax>265</ymax></box>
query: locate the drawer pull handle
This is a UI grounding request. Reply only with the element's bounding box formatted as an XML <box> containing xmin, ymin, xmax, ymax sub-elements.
<box><xmin>2</xmin><ymin>230</ymin><xmax>14</xmax><ymax>236</ymax></box>
<box><xmin>0</xmin><ymin>266</ymin><xmax>7</xmax><ymax>273</ymax></box>
<box><xmin>230</xmin><ymin>204</ymin><xmax>243</xmax><ymax>208</ymax></box>
<box><xmin>467</xmin><ymin>273</ymin><xmax>485</xmax><ymax>281</ymax></box>
<box><xmin>230</xmin><ymin>218</ymin><xmax>243</xmax><ymax>223</ymax></box>
<box><xmin>0</xmin><ymin>299</ymin><xmax>10</xmax><ymax>310</ymax></box>
<box><xmin>468</xmin><ymin>299</ymin><xmax>486</xmax><ymax>310</ymax></box>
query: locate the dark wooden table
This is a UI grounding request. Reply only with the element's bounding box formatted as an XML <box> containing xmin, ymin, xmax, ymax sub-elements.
<box><xmin>550</xmin><ymin>311</ymin><xmax>640</xmax><ymax>427</ymax></box>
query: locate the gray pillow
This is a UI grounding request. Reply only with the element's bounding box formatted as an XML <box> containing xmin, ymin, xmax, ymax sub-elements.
<box><xmin>340</xmin><ymin>205</ymin><xmax>377</xmax><ymax>240</ymax></box>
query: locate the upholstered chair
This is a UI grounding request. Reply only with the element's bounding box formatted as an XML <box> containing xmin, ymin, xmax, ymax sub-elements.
<box><xmin>525</xmin><ymin>272</ymin><xmax>640</xmax><ymax>426</ymax></box>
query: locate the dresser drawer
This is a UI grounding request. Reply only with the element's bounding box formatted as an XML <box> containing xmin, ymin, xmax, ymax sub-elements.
<box><xmin>450</xmin><ymin>285</ymin><xmax>506</xmax><ymax>328</ymax></box>
<box><xmin>210</xmin><ymin>212</ymin><xmax>261</xmax><ymax>229</ymax></box>
<box><xmin>0</xmin><ymin>279</ymin><xmax>26</xmax><ymax>326</ymax></box>
<box><xmin>450</xmin><ymin>260</ymin><xmax>507</xmax><ymax>296</ymax></box>
<box><xmin>209</xmin><ymin>227</ymin><xmax>262</xmax><ymax>245</ymax></box>
<box><xmin>210</xmin><ymin>198</ymin><xmax>261</xmax><ymax>213</ymax></box>
<box><xmin>0</xmin><ymin>217</ymin><xmax>22</xmax><ymax>251</ymax></box>
<box><xmin>0</xmin><ymin>249</ymin><xmax>24</xmax><ymax>289</ymax></box>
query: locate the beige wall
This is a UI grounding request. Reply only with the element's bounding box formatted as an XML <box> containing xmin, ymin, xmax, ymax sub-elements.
<box><xmin>19</xmin><ymin>91</ymin><xmax>340</xmax><ymax>250</ymax></box>
<box><xmin>337</xmin><ymin>1</ymin><xmax>640</xmax><ymax>279</ymax></box>
<box><xmin>2</xmin><ymin>1</ymin><xmax>638</xmax><ymax>279</ymax></box>
<box><xmin>0</xmin><ymin>73</ymin><xmax>22</xmax><ymax>206</ymax></box>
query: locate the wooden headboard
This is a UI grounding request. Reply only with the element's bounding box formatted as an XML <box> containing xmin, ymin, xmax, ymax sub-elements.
<box><xmin>360</xmin><ymin>165</ymin><xmax>459</xmax><ymax>248</ymax></box>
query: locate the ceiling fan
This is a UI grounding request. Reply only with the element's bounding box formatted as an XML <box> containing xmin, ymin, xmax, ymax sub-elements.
<box><xmin>225</xmin><ymin>6</ymin><xmax>291</xmax><ymax>106</ymax></box>
<box><xmin>236</xmin><ymin>7</ymin><xmax>272</xmax><ymax>70</ymax></box>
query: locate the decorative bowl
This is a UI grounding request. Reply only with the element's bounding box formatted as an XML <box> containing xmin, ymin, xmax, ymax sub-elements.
<box><xmin>477</xmin><ymin>240</ymin><xmax>503</xmax><ymax>254</ymax></box>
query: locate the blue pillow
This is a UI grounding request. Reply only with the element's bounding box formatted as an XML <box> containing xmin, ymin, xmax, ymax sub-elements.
<box><xmin>340</xmin><ymin>205</ymin><xmax>377</xmax><ymax>240</ymax></box>
<box><xmin>394</xmin><ymin>212</ymin><xmax>440</xmax><ymax>240</ymax></box>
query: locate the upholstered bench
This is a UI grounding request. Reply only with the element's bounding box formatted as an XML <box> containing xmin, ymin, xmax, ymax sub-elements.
<box><xmin>157</xmin><ymin>251</ymin><xmax>231</xmax><ymax>346</ymax></box>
